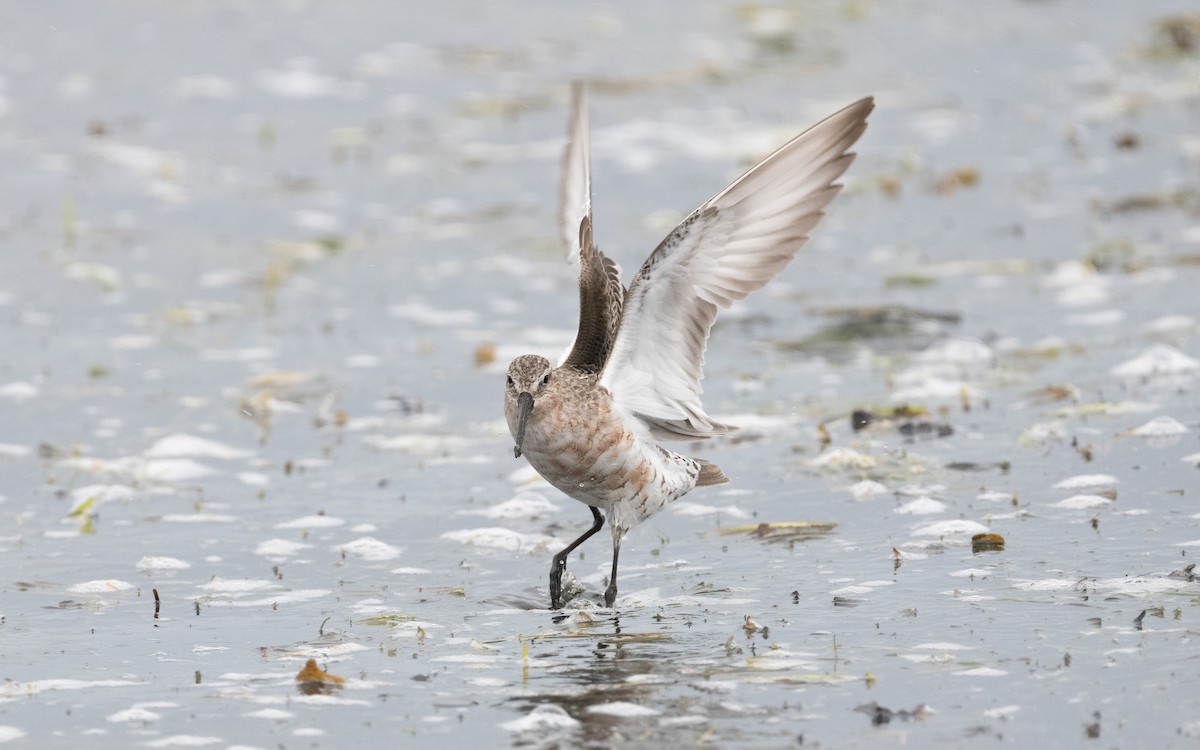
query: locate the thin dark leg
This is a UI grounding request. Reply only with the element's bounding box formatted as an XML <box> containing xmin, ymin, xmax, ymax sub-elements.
<box><xmin>549</xmin><ymin>506</ymin><xmax>604</xmax><ymax>609</ymax></box>
<box><xmin>603</xmin><ymin>541</ymin><xmax>621</xmax><ymax>608</ymax></box>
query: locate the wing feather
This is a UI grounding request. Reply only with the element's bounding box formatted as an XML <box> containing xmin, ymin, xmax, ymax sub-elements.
<box><xmin>558</xmin><ymin>82</ymin><xmax>591</xmax><ymax>266</ymax></box>
<box><xmin>561</xmin><ymin>216</ymin><xmax>624</xmax><ymax>372</ymax></box>
<box><xmin>600</xmin><ymin>97</ymin><xmax>874</xmax><ymax>439</ymax></box>
<box><xmin>557</xmin><ymin>82</ymin><xmax>625</xmax><ymax>372</ymax></box>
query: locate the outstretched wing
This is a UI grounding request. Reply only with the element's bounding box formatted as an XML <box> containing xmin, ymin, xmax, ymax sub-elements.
<box><xmin>600</xmin><ymin>97</ymin><xmax>874</xmax><ymax>439</ymax></box>
<box><xmin>558</xmin><ymin>82</ymin><xmax>625</xmax><ymax>372</ymax></box>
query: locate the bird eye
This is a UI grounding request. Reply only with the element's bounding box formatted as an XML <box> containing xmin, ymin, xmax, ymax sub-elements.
<box><xmin>506</xmin><ymin>375</ymin><xmax>514</xmax><ymax>386</ymax></box>
<box><xmin>542</xmin><ymin>373</ymin><xmax>551</xmax><ymax>385</ymax></box>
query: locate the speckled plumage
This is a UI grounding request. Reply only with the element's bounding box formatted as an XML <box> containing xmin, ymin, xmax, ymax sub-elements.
<box><xmin>505</xmin><ymin>355</ymin><xmax>717</xmax><ymax>529</ymax></box>
<box><xmin>506</xmin><ymin>84</ymin><xmax>873</xmax><ymax>609</ymax></box>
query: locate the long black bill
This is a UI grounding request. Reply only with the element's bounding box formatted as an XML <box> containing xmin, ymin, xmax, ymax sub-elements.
<box><xmin>513</xmin><ymin>392</ymin><xmax>534</xmax><ymax>458</ymax></box>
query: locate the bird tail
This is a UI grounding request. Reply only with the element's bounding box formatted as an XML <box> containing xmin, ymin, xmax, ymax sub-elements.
<box><xmin>695</xmin><ymin>460</ymin><xmax>730</xmax><ymax>487</ymax></box>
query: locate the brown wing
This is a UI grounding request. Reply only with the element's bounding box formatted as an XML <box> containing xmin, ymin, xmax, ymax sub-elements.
<box><xmin>561</xmin><ymin>215</ymin><xmax>624</xmax><ymax>373</ymax></box>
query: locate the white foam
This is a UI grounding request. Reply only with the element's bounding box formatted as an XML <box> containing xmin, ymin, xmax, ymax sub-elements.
<box><xmin>144</xmin><ymin>433</ymin><xmax>252</xmax><ymax>460</ymax></box>
<box><xmin>808</xmin><ymin>448</ymin><xmax>876</xmax><ymax>470</ymax></box>
<box><xmin>460</xmin><ymin>494</ymin><xmax>560</xmax><ymax>519</ymax></box>
<box><xmin>1053</xmin><ymin>474</ymin><xmax>1118</xmax><ymax>490</ymax></box>
<box><xmin>219</xmin><ymin>590</ymin><xmax>331</xmax><ymax>608</ymax></box>
<box><xmin>275</xmin><ymin>515</ymin><xmax>345</xmax><ymax>529</ymax></box>
<box><xmin>68</xmin><ymin>580</ymin><xmax>134</xmax><ymax>594</ymax></box>
<box><xmin>911</xmin><ymin>520</ymin><xmax>989</xmax><ymax>537</ymax></box>
<box><xmin>672</xmin><ymin>502</ymin><xmax>751</xmax><ymax>519</ymax></box>
<box><xmin>254</xmin><ymin>539</ymin><xmax>311</xmax><ymax>557</ymax></box>
<box><xmin>1052</xmin><ymin>494</ymin><xmax>1112</xmax><ymax>509</ymax></box>
<box><xmin>895</xmin><ymin>497</ymin><xmax>946</xmax><ymax>515</ymax></box>
<box><xmin>257</xmin><ymin>59</ymin><xmax>339</xmax><ymax>99</ymax></box>
<box><xmin>245</xmin><ymin>709</ymin><xmax>294</xmax><ymax>720</ymax></box>
<box><xmin>135</xmin><ymin>557</ymin><xmax>191</xmax><ymax>571</ymax></box>
<box><xmin>954</xmin><ymin>667</ymin><xmax>1007</xmax><ymax>677</ymax></box>
<box><xmin>441</xmin><ymin>527</ymin><xmax>557</xmax><ymax>552</ymax></box>
<box><xmin>336</xmin><ymin>537</ymin><xmax>402</xmax><ymax>562</ymax></box>
<box><xmin>389</xmin><ymin>301</ymin><xmax>479</xmax><ymax>327</ymax></box>
<box><xmin>848</xmin><ymin>480</ymin><xmax>889</xmax><ymax>499</ymax></box>
<box><xmin>161</xmin><ymin>514</ymin><xmax>237</xmax><ymax>523</ymax></box>
<box><xmin>237</xmin><ymin>472</ymin><xmax>271</xmax><ymax>487</ymax></box>
<box><xmin>585</xmin><ymin>702</ymin><xmax>661</xmax><ymax>718</ymax></box>
<box><xmin>1144</xmin><ymin>314</ymin><xmax>1196</xmax><ymax>334</ymax></box>
<box><xmin>0</xmin><ymin>727</ymin><xmax>26</xmax><ymax>743</ymax></box>
<box><xmin>198</xmin><ymin>578</ymin><xmax>275</xmax><ymax>593</ymax></box>
<box><xmin>917</xmin><ymin>338</ymin><xmax>994</xmax><ymax>366</ymax></box>
<box><xmin>144</xmin><ymin>735</ymin><xmax>222</xmax><ymax>747</ymax></box>
<box><xmin>0</xmin><ymin>382</ymin><xmax>39</xmax><ymax>401</ymax></box>
<box><xmin>500</xmin><ymin>704</ymin><xmax>580</xmax><ymax>732</ymax></box>
<box><xmin>983</xmin><ymin>705</ymin><xmax>1021</xmax><ymax>720</ymax></box>
<box><xmin>107</xmin><ymin>707</ymin><xmax>163</xmax><ymax>723</ymax></box>
<box><xmin>1130</xmin><ymin>416</ymin><xmax>1188</xmax><ymax>437</ymax></box>
<box><xmin>1111</xmin><ymin>345</ymin><xmax>1199</xmax><ymax>378</ymax></box>
<box><xmin>950</xmin><ymin>569</ymin><xmax>991</xmax><ymax>579</ymax></box>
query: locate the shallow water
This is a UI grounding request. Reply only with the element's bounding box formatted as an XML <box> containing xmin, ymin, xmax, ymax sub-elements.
<box><xmin>1</xmin><ymin>1</ymin><xmax>1199</xmax><ymax>748</ymax></box>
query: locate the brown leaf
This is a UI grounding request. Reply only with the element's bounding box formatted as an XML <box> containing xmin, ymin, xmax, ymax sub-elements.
<box><xmin>295</xmin><ymin>658</ymin><xmax>345</xmax><ymax>687</ymax></box>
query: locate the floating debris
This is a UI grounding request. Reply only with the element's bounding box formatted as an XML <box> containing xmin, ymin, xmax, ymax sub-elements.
<box><xmin>360</xmin><ymin>614</ymin><xmax>417</xmax><ymax>627</ymax></box>
<box><xmin>777</xmin><ymin>305</ymin><xmax>961</xmax><ymax>353</ymax></box>
<box><xmin>1113</xmin><ymin>131</ymin><xmax>1140</xmax><ymax>150</ymax></box>
<box><xmin>854</xmin><ymin>701</ymin><xmax>931</xmax><ymax>725</ymax></box>
<box><xmin>522</xmin><ymin>631</ymin><xmax>671</xmax><ymax>644</ymax></box>
<box><xmin>474</xmin><ymin>342</ymin><xmax>497</xmax><ymax>366</ymax></box>
<box><xmin>851</xmin><ymin>405</ymin><xmax>953</xmax><ymax>440</ymax></box>
<box><xmin>295</xmin><ymin>659</ymin><xmax>345</xmax><ymax>694</ymax></box>
<box><xmin>719</xmin><ymin>521</ymin><xmax>837</xmax><ymax>543</ymax></box>
<box><xmin>1093</xmin><ymin>187</ymin><xmax>1200</xmax><ymax>214</ymax></box>
<box><xmin>971</xmin><ymin>533</ymin><xmax>1005</xmax><ymax>553</ymax></box>
<box><xmin>833</xmin><ymin>597</ymin><xmax>866</xmax><ymax>608</ymax></box>
<box><xmin>1146</xmin><ymin>13</ymin><xmax>1200</xmax><ymax>58</ymax></box>
<box><xmin>934</xmin><ymin>165</ymin><xmax>980</xmax><ymax>194</ymax></box>
<box><xmin>808</xmin><ymin>448</ymin><xmax>877</xmax><ymax>471</ymax></box>
<box><xmin>944</xmin><ymin>460</ymin><xmax>1009</xmax><ymax>473</ymax></box>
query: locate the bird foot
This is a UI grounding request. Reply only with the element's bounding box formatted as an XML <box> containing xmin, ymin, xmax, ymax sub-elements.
<box><xmin>603</xmin><ymin>583</ymin><xmax>617</xmax><ymax>608</ymax></box>
<box><xmin>550</xmin><ymin>572</ymin><xmax>583</xmax><ymax>609</ymax></box>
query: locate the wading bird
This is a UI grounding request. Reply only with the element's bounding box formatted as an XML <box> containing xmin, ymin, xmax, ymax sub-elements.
<box><xmin>505</xmin><ymin>84</ymin><xmax>873</xmax><ymax>609</ymax></box>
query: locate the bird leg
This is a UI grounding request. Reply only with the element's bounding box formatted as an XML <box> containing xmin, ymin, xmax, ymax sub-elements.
<box><xmin>604</xmin><ymin>540</ymin><xmax>621</xmax><ymax>608</ymax></box>
<box><xmin>549</xmin><ymin>505</ymin><xmax>605</xmax><ymax>609</ymax></box>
